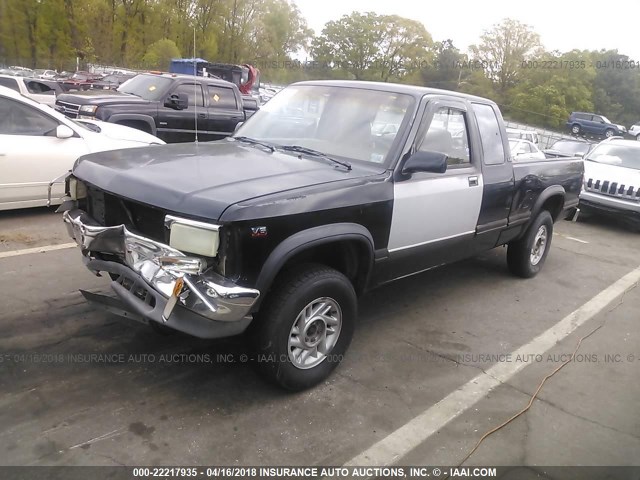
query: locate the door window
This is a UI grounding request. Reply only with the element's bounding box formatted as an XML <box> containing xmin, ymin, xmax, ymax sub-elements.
<box><xmin>473</xmin><ymin>103</ymin><xmax>506</xmax><ymax>165</ymax></box>
<box><xmin>0</xmin><ymin>97</ymin><xmax>59</xmax><ymax>135</ymax></box>
<box><xmin>173</xmin><ymin>84</ymin><xmax>204</xmax><ymax>107</ymax></box>
<box><xmin>207</xmin><ymin>85</ymin><xmax>237</xmax><ymax>109</ymax></box>
<box><xmin>418</xmin><ymin>107</ymin><xmax>470</xmax><ymax>166</ymax></box>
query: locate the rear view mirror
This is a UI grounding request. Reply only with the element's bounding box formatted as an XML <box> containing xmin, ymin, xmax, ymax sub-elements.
<box><xmin>165</xmin><ymin>93</ymin><xmax>188</xmax><ymax>110</ymax></box>
<box><xmin>234</xmin><ymin>121</ymin><xmax>244</xmax><ymax>133</ymax></box>
<box><xmin>56</xmin><ymin>124</ymin><xmax>74</xmax><ymax>139</ymax></box>
<box><xmin>402</xmin><ymin>150</ymin><xmax>448</xmax><ymax>175</ymax></box>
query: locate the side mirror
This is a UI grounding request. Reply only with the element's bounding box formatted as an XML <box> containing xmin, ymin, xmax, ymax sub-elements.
<box><xmin>56</xmin><ymin>124</ymin><xmax>74</xmax><ymax>139</ymax></box>
<box><xmin>164</xmin><ymin>93</ymin><xmax>188</xmax><ymax>110</ymax></box>
<box><xmin>402</xmin><ymin>150</ymin><xmax>448</xmax><ymax>175</ymax></box>
<box><xmin>234</xmin><ymin>121</ymin><xmax>244</xmax><ymax>133</ymax></box>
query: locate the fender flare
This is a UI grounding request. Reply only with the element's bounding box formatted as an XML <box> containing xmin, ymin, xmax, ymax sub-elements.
<box><xmin>531</xmin><ymin>185</ymin><xmax>565</xmax><ymax>219</ymax></box>
<box><xmin>108</xmin><ymin>114</ymin><xmax>157</xmax><ymax>136</ymax></box>
<box><xmin>253</xmin><ymin>223</ymin><xmax>375</xmax><ymax>310</ymax></box>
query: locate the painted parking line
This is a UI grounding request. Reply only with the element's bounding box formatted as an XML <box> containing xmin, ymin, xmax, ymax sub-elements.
<box><xmin>0</xmin><ymin>243</ymin><xmax>77</xmax><ymax>259</ymax></box>
<box><xmin>557</xmin><ymin>233</ymin><xmax>589</xmax><ymax>244</ymax></box>
<box><xmin>344</xmin><ymin>265</ymin><xmax>640</xmax><ymax>468</ymax></box>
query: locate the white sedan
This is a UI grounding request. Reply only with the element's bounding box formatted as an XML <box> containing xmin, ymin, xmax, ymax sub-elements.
<box><xmin>509</xmin><ymin>139</ymin><xmax>546</xmax><ymax>161</ymax></box>
<box><xmin>0</xmin><ymin>86</ymin><xmax>164</xmax><ymax>211</ymax></box>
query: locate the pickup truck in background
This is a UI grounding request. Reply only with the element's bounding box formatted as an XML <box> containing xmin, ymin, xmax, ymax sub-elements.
<box><xmin>0</xmin><ymin>74</ymin><xmax>63</xmax><ymax>108</ymax></box>
<box><xmin>55</xmin><ymin>73</ymin><xmax>258</xmax><ymax>143</ymax></box>
<box><xmin>60</xmin><ymin>81</ymin><xmax>584</xmax><ymax>390</ymax></box>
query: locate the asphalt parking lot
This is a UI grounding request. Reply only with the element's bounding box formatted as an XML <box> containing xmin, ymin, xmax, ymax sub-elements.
<box><xmin>1</xmin><ymin>208</ymin><xmax>639</xmax><ymax>470</ymax></box>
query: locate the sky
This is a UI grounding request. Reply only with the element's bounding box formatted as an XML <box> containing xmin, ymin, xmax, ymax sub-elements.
<box><xmin>294</xmin><ymin>0</ymin><xmax>640</xmax><ymax>60</ymax></box>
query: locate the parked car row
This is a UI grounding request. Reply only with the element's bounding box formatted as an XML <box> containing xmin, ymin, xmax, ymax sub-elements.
<box><xmin>0</xmin><ymin>66</ymin><xmax>135</xmax><ymax>92</ymax></box>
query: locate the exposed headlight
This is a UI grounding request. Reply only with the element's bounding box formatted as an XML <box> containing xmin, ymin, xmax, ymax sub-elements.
<box><xmin>68</xmin><ymin>177</ymin><xmax>87</xmax><ymax>200</ymax></box>
<box><xmin>79</xmin><ymin>105</ymin><xmax>98</xmax><ymax>114</ymax></box>
<box><xmin>165</xmin><ymin>215</ymin><xmax>220</xmax><ymax>257</ymax></box>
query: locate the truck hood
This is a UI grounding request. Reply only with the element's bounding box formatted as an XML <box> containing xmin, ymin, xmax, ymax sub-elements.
<box><xmin>57</xmin><ymin>90</ymin><xmax>150</xmax><ymax>105</ymax></box>
<box><xmin>584</xmin><ymin>160</ymin><xmax>640</xmax><ymax>190</ymax></box>
<box><xmin>73</xmin><ymin>140</ymin><xmax>384</xmax><ymax>221</ymax></box>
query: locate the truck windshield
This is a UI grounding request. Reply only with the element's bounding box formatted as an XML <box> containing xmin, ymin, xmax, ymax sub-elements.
<box><xmin>587</xmin><ymin>143</ymin><xmax>640</xmax><ymax>170</ymax></box>
<box><xmin>235</xmin><ymin>85</ymin><xmax>414</xmax><ymax>165</ymax></box>
<box><xmin>117</xmin><ymin>75</ymin><xmax>173</xmax><ymax>101</ymax></box>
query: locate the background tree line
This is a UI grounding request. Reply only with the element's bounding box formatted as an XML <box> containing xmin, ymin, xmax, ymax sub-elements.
<box><xmin>1</xmin><ymin>0</ymin><xmax>639</xmax><ymax>129</ymax></box>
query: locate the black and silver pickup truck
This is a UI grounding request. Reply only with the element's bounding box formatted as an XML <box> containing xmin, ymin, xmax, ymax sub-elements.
<box><xmin>55</xmin><ymin>73</ymin><xmax>258</xmax><ymax>143</ymax></box>
<box><xmin>60</xmin><ymin>80</ymin><xmax>584</xmax><ymax>390</ymax></box>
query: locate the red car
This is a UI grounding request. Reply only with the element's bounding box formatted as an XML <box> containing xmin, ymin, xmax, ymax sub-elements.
<box><xmin>61</xmin><ymin>71</ymin><xmax>103</xmax><ymax>91</ymax></box>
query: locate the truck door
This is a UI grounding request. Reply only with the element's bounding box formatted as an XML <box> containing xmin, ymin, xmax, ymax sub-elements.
<box><xmin>385</xmin><ymin>99</ymin><xmax>484</xmax><ymax>278</ymax></box>
<box><xmin>471</xmin><ymin>102</ymin><xmax>514</xmax><ymax>248</ymax></box>
<box><xmin>158</xmin><ymin>83</ymin><xmax>207</xmax><ymax>143</ymax></box>
<box><xmin>205</xmin><ymin>84</ymin><xmax>245</xmax><ymax>141</ymax></box>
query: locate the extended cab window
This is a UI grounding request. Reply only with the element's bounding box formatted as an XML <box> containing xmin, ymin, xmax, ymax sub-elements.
<box><xmin>418</xmin><ymin>107</ymin><xmax>470</xmax><ymax>166</ymax></box>
<box><xmin>207</xmin><ymin>85</ymin><xmax>237</xmax><ymax>109</ymax></box>
<box><xmin>473</xmin><ymin>103</ymin><xmax>506</xmax><ymax>165</ymax></box>
<box><xmin>0</xmin><ymin>97</ymin><xmax>58</xmax><ymax>135</ymax></box>
<box><xmin>173</xmin><ymin>84</ymin><xmax>204</xmax><ymax>107</ymax></box>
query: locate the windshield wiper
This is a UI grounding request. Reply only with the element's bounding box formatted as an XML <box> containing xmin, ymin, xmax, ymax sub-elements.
<box><xmin>233</xmin><ymin>136</ymin><xmax>276</xmax><ymax>153</ymax></box>
<box><xmin>280</xmin><ymin>145</ymin><xmax>352</xmax><ymax>170</ymax></box>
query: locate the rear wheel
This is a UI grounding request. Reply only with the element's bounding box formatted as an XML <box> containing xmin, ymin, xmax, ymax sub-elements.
<box><xmin>636</xmin><ymin>134</ymin><xmax>640</xmax><ymax>141</ymax></box>
<box><xmin>507</xmin><ymin>211</ymin><xmax>554</xmax><ymax>278</ymax></box>
<box><xmin>571</xmin><ymin>124</ymin><xmax>581</xmax><ymax>135</ymax></box>
<box><xmin>252</xmin><ymin>264</ymin><xmax>356</xmax><ymax>391</ymax></box>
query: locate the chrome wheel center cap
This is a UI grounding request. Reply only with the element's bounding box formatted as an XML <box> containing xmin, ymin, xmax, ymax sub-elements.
<box><xmin>303</xmin><ymin>319</ymin><xmax>326</xmax><ymax>348</ymax></box>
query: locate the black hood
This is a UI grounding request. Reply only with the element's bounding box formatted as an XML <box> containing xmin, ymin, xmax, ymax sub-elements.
<box><xmin>57</xmin><ymin>90</ymin><xmax>150</xmax><ymax>105</ymax></box>
<box><xmin>73</xmin><ymin>140</ymin><xmax>384</xmax><ymax>221</ymax></box>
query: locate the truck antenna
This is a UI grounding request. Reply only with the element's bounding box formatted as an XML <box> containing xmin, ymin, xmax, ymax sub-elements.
<box><xmin>193</xmin><ymin>27</ymin><xmax>198</xmax><ymax>144</ymax></box>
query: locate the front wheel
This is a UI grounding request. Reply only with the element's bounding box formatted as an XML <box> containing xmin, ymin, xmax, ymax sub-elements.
<box><xmin>635</xmin><ymin>134</ymin><xmax>640</xmax><ymax>142</ymax></box>
<box><xmin>253</xmin><ymin>264</ymin><xmax>357</xmax><ymax>391</ymax></box>
<box><xmin>605</xmin><ymin>129</ymin><xmax>615</xmax><ymax>138</ymax></box>
<box><xmin>507</xmin><ymin>211</ymin><xmax>554</xmax><ymax>278</ymax></box>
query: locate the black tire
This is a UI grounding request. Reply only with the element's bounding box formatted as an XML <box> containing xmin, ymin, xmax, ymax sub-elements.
<box><xmin>571</xmin><ymin>124</ymin><xmax>581</xmax><ymax>135</ymax></box>
<box><xmin>605</xmin><ymin>129</ymin><xmax>615</xmax><ymax>138</ymax></box>
<box><xmin>507</xmin><ymin>211</ymin><xmax>554</xmax><ymax>278</ymax></box>
<box><xmin>636</xmin><ymin>135</ymin><xmax>640</xmax><ymax>142</ymax></box>
<box><xmin>252</xmin><ymin>264</ymin><xmax>357</xmax><ymax>391</ymax></box>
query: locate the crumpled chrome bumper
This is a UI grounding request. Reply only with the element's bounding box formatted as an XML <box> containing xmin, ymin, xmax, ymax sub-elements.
<box><xmin>63</xmin><ymin>209</ymin><xmax>260</xmax><ymax>330</ymax></box>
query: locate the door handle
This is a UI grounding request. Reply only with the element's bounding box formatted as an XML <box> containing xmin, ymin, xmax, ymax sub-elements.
<box><xmin>468</xmin><ymin>176</ymin><xmax>479</xmax><ymax>187</ymax></box>
<box><xmin>198</xmin><ymin>113</ymin><xmax>206</xmax><ymax>118</ymax></box>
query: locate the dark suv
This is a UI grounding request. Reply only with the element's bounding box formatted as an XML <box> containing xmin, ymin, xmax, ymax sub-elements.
<box><xmin>566</xmin><ymin>112</ymin><xmax>626</xmax><ymax>138</ymax></box>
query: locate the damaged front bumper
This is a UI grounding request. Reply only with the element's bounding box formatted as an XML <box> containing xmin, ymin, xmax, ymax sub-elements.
<box><xmin>63</xmin><ymin>209</ymin><xmax>260</xmax><ymax>339</ymax></box>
